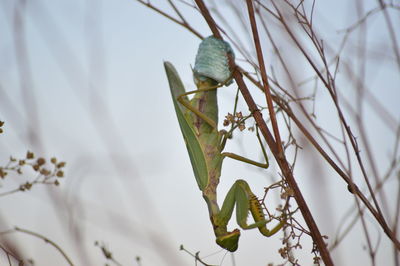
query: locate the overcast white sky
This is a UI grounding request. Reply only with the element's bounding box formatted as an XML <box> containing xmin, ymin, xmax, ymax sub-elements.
<box><xmin>0</xmin><ymin>0</ymin><xmax>399</xmax><ymax>265</ymax></box>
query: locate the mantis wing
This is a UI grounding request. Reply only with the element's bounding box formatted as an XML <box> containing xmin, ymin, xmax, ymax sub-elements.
<box><xmin>164</xmin><ymin>62</ymin><xmax>209</xmax><ymax>190</ymax></box>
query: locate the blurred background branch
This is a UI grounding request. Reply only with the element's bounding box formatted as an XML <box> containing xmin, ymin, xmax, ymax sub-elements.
<box><xmin>0</xmin><ymin>0</ymin><xmax>399</xmax><ymax>265</ymax></box>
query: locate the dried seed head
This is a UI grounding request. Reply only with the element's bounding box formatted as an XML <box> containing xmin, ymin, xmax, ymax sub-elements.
<box><xmin>57</xmin><ymin>162</ymin><xmax>66</xmax><ymax>168</ymax></box>
<box><xmin>238</xmin><ymin>122</ymin><xmax>246</xmax><ymax>131</ymax></box>
<box><xmin>26</xmin><ymin>151</ymin><xmax>34</xmax><ymax>159</ymax></box>
<box><xmin>56</xmin><ymin>170</ymin><xmax>64</xmax><ymax>178</ymax></box>
<box><xmin>226</xmin><ymin>113</ymin><xmax>234</xmax><ymax>122</ymax></box>
<box><xmin>0</xmin><ymin>168</ymin><xmax>7</xmax><ymax>178</ymax></box>
<box><xmin>37</xmin><ymin>158</ymin><xmax>46</xmax><ymax>166</ymax></box>
<box><xmin>32</xmin><ymin>164</ymin><xmax>40</xmax><ymax>171</ymax></box>
<box><xmin>279</xmin><ymin>247</ymin><xmax>288</xmax><ymax>259</ymax></box>
<box><xmin>21</xmin><ymin>182</ymin><xmax>32</xmax><ymax>190</ymax></box>
<box><xmin>40</xmin><ymin>168</ymin><xmax>51</xmax><ymax>176</ymax></box>
<box><xmin>223</xmin><ymin>119</ymin><xmax>230</xmax><ymax>127</ymax></box>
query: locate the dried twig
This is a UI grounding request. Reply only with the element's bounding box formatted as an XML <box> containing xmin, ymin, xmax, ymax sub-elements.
<box><xmin>193</xmin><ymin>0</ymin><xmax>333</xmax><ymax>264</ymax></box>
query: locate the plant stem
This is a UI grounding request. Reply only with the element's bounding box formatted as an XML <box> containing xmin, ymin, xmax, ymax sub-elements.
<box><xmin>14</xmin><ymin>226</ymin><xmax>74</xmax><ymax>266</ymax></box>
<box><xmin>193</xmin><ymin>0</ymin><xmax>333</xmax><ymax>265</ymax></box>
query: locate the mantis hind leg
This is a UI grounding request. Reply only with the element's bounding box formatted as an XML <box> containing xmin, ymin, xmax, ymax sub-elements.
<box><xmin>219</xmin><ymin>180</ymin><xmax>285</xmax><ymax>236</ymax></box>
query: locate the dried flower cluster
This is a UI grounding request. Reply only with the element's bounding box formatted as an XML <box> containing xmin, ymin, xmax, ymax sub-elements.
<box><xmin>0</xmin><ymin>151</ymin><xmax>66</xmax><ymax>197</ymax></box>
<box><xmin>223</xmin><ymin>112</ymin><xmax>246</xmax><ymax>131</ymax></box>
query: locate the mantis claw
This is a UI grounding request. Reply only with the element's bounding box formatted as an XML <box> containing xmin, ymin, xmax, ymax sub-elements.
<box><xmin>216</xmin><ymin>229</ymin><xmax>241</xmax><ymax>252</ymax></box>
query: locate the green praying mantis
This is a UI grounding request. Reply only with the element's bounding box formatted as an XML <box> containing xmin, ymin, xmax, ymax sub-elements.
<box><xmin>164</xmin><ymin>36</ymin><xmax>285</xmax><ymax>252</ymax></box>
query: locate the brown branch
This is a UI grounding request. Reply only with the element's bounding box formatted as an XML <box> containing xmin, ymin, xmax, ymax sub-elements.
<box><xmin>243</xmin><ymin>69</ymin><xmax>400</xmax><ymax>250</ymax></box>
<box><xmin>138</xmin><ymin>0</ymin><xmax>400</xmax><ymax>257</ymax></box>
<box><xmin>377</xmin><ymin>0</ymin><xmax>400</xmax><ymax>72</ymax></box>
<box><xmin>135</xmin><ymin>0</ymin><xmax>203</xmax><ymax>39</ymax></box>
<box><xmin>246</xmin><ymin>0</ymin><xmax>283</xmax><ymax>157</ymax></box>
<box><xmin>270</xmin><ymin>0</ymin><xmax>400</xmax><ymax>251</ymax></box>
<box><xmin>14</xmin><ymin>226</ymin><xmax>74</xmax><ymax>266</ymax></box>
<box><xmin>193</xmin><ymin>0</ymin><xmax>333</xmax><ymax>265</ymax></box>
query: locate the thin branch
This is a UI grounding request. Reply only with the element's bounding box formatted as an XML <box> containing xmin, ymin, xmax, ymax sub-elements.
<box><xmin>376</xmin><ymin>0</ymin><xmax>400</xmax><ymax>72</ymax></box>
<box><xmin>193</xmin><ymin>0</ymin><xmax>333</xmax><ymax>265</ymax></box>
<box><xmin>246</xmin><ymin>0</ymin><xmax>283</xmax><ymax>157</ymax></box>
<box><xmin>14</xmin><ymin>226</ymin><xmax>74</xmax><ymax>266</ymax></box>
<box><xmin>179</xmin><ymin>245</ymin><xmax>217</xmax><ymax>266</ymax></box>
<box><xmin>271</xmin><ymin>0</ymin><xmax>400</xmax><ymax>250</ymax></box>
<box><xmin>167</xmin><ymin>0</ymin><xmax>188</xmax><ymax>25</ymax></box>
<box><xmin>134</xmin><ymin>0</ymin><xmax>203</xmax><ymax>39</ymax></box>
<box><xmin>137</xmin><ymin>0</ymin><xmax>400</xmax><ymax>259</ymax></box>
<box><xmin>242</xmin><ymin>68</ymin><xmax>400</xmax><ymax>250</ymax></box>
<box><xmin>0</xmin><ymin>243</ymin><xmax>23</xmax><ymax>265</ymax></box>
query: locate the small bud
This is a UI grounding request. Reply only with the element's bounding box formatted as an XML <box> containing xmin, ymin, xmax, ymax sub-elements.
<box><xmin>40</xmin><ymin>168</ymin><xmax>51</xmax><ymax>176</ymax></box>
<box><xmin>54</xmin><ymin>180</ymin><xmax>60</xmax><ymax>186</ymax></box>
<box><xmin>226</xmin><ymin>113</ymin><xmax>234</xmax><ymax>123</ymax></box>
<box><xmin>20</xmin><ymin>182</ymin><xmax>32</xmax><ymax>191</ymax></box>
<box><xmin>0</xmin><ymin>168</ymin><xmax>7</xmax><ymax>178</ymax></box>
<box><xmin>26</xmin><ymin>151</ymin><xmax>34</xmax><ymax>159</ymax></box>
<box><xmin>51</xmin><ymin>157</ymin><xmax>57</xmax><ymax>164</ymax></box>
<box><xmin>56</xmin><ymin>170</ymin><xmax>64</xmax><ymax>178</ymax></box>
<box><xmin>279</xmin><ymin>247</ymin><xmax>287</xmax><ymax>259</ymax></box>
<box><xmin>57</xmin><ymin>162</ymin><xmax>66</xmax><ymax>168</ymax></box>
<box><xmin>37</xmin><ymin>158</ymin><xmax>45</xmax><ymax>165</ymax></box>
<box><xmin>19</xmin><ymin>160</ymin><xmax>25</xmax><ymax>166</ymax></box>
<box><xmin>32</xmin><ymin>164</ymin><xmax>40</xmax><ymax>171</ymax></box>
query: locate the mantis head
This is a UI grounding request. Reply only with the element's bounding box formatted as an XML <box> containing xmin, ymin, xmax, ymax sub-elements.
<box><xmin>216</xmin><ymin>229</ymin><xmax>241</xmax><ymax>252</ymax></box>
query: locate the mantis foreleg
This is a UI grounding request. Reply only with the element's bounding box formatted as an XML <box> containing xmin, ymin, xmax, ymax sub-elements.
<box><xmin>177</xmin><ymin>80</ymin><xmax>223</xmax><ymax>130</ymax></box>
<box><xmin>179</xmin><ymin>80</ymin><xmax>269</xmax><ymax>169</ymax></box>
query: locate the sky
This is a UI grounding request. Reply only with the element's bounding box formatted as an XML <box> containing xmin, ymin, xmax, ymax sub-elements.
<box><xmin>0</xmin><ymin>0</ymin><xmax>399</xmax><ymax>265</ymax></box>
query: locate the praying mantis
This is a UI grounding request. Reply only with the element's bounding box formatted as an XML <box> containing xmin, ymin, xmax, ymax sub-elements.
<box><xmin>164</xmin><ymin>36</ymin><xmax>285</xmax><ymax>252</ymax></box>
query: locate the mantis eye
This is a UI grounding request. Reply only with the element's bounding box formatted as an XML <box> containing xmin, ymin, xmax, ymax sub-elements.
<box><xmin>193</xmin><ymin>36</ymin><xmax>235</xmax><ymax>85</ymax></box>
